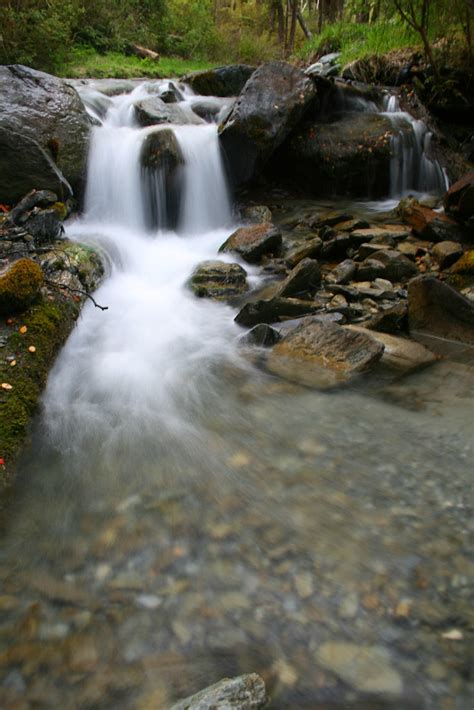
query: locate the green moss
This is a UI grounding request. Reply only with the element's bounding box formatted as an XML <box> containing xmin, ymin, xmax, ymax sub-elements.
<box><xmin>0</xmin><ymin>296</ymin><xmax>79</xmax><ymax>495</ymax></box>
<box><xmin>0</xmin><ymin>259</ymin><xmax>44</xmax><ymax>315</ymax></box>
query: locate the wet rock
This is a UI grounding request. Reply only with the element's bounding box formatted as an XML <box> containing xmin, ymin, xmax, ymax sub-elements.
<box><xmin>398</xmin><ymin>198</ymin><xmax>462</xmax><ymax>242</ymax></box>
<box><xmin>0</xmin><ymin>259</ymin><xmax>43</xmax><ymax>315</ymax></box>
<box><xmin>22</xmin><ymin>209</ymin><xmax>63</xmax><ymax>246</ymax></box>
<box><xmin>357</xmin><ymin>250</ymin><xmax>418</xmax><ymax>282</ymax></box>
<box><xmin>7</xmin><ymin>190</ymin><xmax>59</xmax><ymax>225</ymax></box>
<box><xmin>266</xmin><ymin>319</ymin><xmax>384</xmax><ymax>389</ymax></box>
<box><xmin>347</xmin><ymin>326</ymin><xmax>437</xmax><ymax>373</ymax></box>
<box><xmin>351</xmin><ymin>225</ymin><xmax>411</xmax><ymax>242</ymax></box>
<box><xmin>308</xmin><ymin>210</ymin><xmax>353</xmax><ymax>229</ymax></box>
<box><xmin>134</xmin><ymin>98</ymin><xmax>204</xmax><ymax>127</ymax></box>
<box><xmin>366</xmin><ymin>302</ymin><xmax>408</xmax><ymax>333</ymax></box>
<box><xmin>140</xmin><ymin>129</ymin><xmax>184</xmax><ymax>172</ymax></box>
<box><xmin>315</xmin><ymin>642</ymin><xmax>403</xmax><ymax>695</ymax></box>
<box><xmin>235</xmin><ymin>297</ymin><xmax>320</xmax><ymax>327</ymax></box>
<box><xmin>0</xmin><ymin>65</ymin><xmax>91</xmax><ymax>202</ymax></box>
<box><xmin>408</xmin><ymin>275</ymin><xmax>474</xmax><ymax>345</ymax></box>
<box><xmin>273</xmin><ymin>112</ymin><xmax>395</xmax><ymax>197</ymax></box>
<box><xmin>241</xmin><ymin>324</ymin><xmax>281</xmax><ymax>347</ymax></box>
<box><xmin>275</xmin><ymin>258</ymin><xmax>321</xmax><ymax>298</ymax></box>
<box><xmin>219</xmin><ymin>61</ymin><xmax>316</xmax><ymax>185</ymax></box>
<box><xmin>327</xmin><ymin>259</ymin><xmax>357</xmax><ymax>285</ymax></box>
<box><xmin>321</xmin><ymin>234</ymin><xmax>352</xmax><ymax>259</ymax></box>
<box><xmin>219</xmin><ymin>223</ymin><xmax>282</xmax><ymax>264</ymax></box>
<box><xmin>448</xmin><ymin>250</ymin><xmax>474</xmax><ymax>276</ymax></box>
<box><xmin>184</xmin><ymin>65</ymin><xmax>256</xmax><ymax>97</ymax></box>
<box><xmin>356</xmin><ymin>258</ymin><xmax>389</xmax><ymax>281</ymax></box>
<box><xmin>241</xmin><ymin>205</ymin><xmax>273</xmax><ymax>224</ymax></box>
<box><xmin>189</xmin><ymin>261</ymin><xmax>248</xmax><ymax>301</ymax></box>
<box><xmin>285</xmin><ymin>238</ymin><xmax>322</xmax><ymax>268</ymax></box>
<box><xmin>170</xmin><ymin>673</ymin><xmax>268</xmax><ymax>710</ymax></box>
<box><xmin>444</xmin><ymin>171</ymin><xmax>474</xmax><ymax>221</ymax></box>
<box><xmin>432</xmin><ymin>241</ymin><xmax>464</xmax><ymax>269</ymax></box>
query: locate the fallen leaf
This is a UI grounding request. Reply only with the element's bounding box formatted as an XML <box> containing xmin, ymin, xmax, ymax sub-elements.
<box><xmin>28</xmin><ymin>346</ymin><xmax>36</xmax><ymax>353</ymax></box>
<box><xmin>0</xmin><ymin>458</ymin><xmax>5</xmax><ymax>466</ymax></box>
<box><xmin>19</xmin><ymin>325</ymin><xmax>27</xmax><ymax>334</ymax></box>
<box><xmin>1</xmin><ymin>383</ymin><xmax>13</xmax><ymax>391</ymax></box>
<box><xmin>10</xmin><ymin>360</ymin><xmax>16</xmax><ymax>367</ymax></box>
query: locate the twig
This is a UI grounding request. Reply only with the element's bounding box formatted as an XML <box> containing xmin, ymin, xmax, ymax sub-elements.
<box><xmin>44</xmin><ymin>279</ymin><xmax>109</xmax><ymax>311</ymax></box>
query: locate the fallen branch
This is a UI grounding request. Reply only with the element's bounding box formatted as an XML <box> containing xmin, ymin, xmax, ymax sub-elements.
<box><xmin>44</xmin><ymin>279</ymin><xmax>108</xmax><ymax>311</ymax></box>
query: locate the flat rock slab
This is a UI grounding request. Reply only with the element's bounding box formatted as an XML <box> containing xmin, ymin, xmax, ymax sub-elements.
<box><xmin>169</xmin><ymin>673</ymin><xmax>268</xmax><ymax>709</ymax></box>
<box><xmin>408</xmin><ymin>275</ymin><xmax>474</xmax><ymax>345</ymax></box>
<box><xmin>315</xmin><ymin>642</ymin><xmax>403</xmax><ymax>696</ymax></box>
<box><xmin>235</xmin><ymin>297</ymin><xmax>320</xmax><ymax>327</ymax></box>
<box><xmin>219</xmin><ymin>223</ymin><xmax>282</xmax><ymax>264</ymax></box>
<box><xmin>347</xmin><ymin>326</ymin><xmax>437</xmax><ymax>372</ymax></box>
<box><xmin>266</xmin><ymin>319</ymin><xmax>384</xmax><ymax>389</ymax></box>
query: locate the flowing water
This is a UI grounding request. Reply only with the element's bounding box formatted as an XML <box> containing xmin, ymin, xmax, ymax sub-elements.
<box><xmin>0</xmin><ymin>82</ymin><xmax>473</xmax><ymax>709</ymax></box>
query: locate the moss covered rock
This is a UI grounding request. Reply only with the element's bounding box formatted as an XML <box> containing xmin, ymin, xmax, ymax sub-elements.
<box><xmin>0</xmin><ymin>259</ymin><xmax>43</xmax><ymax>315</ymax></box>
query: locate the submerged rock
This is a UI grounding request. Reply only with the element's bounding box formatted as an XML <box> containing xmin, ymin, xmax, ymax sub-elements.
<box><xmin>219</xmin><ymin>61</ymin><xmax>316</xmax><ymax>185</ymax></box>
<box><xmin>169</xmin><ymin>673</ymin><xmax>268</xmax><ymax>709</ymax></box>
<box><xmin>0</xmin><ymin>65</ymin><xmax>91</xmax><ymax>203</ymax></box>
<box><xmin>266</xmin><ymin>319</ymin><xmax>384</xmax><ymax>389</ymax></box>
<box><xmin>219</xmin><ymin>223</ymin><xmax>282</xmax><ymax>264</ymax></box>
<box><xmin>0</xmin><ymin>259</ymin><xmax>44</xmax><ymax>315</ymax></box>
<box><xmin>408</xmin><ymin>275</ymin><xmax>474</xmax><ymax>345</ymax></box>
<box><xmin>184</xmin><ymin>65</ymin><xmax>256</xmax><ymax>97</ymax></box>
<box><xmin>189</xmin><ymin>261</ymin><xmax>248</xmax><ymax>301</ymax></box>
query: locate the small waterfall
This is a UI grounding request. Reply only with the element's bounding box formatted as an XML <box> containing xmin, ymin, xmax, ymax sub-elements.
<box><xmin>383</xmin><ymin>94</ymin><xmax>448</xmax><ymax>197</ymax></box>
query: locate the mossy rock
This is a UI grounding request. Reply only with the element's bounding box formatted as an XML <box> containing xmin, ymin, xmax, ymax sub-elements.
<box><xmin>0</xmin><ymin>259</ymin><xmax>43</xmax><ymax>315</ymax></box>
<box><xmin>449</xmin><ymin>250</ymin><xmax>474</xmax><ymax>275</ymax></box>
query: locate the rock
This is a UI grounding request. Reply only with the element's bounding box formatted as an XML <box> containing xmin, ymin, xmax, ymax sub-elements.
<box><xmin>366</xmin><ymin>302</ymin><xmax>408</xmax><ymax>333</ymax></box>
<box><xmin>169</xmin><ymin>673</ymin><xmax>268</xmax><ymax>710</ymax></box>
<box><xmin>273</xmin><ymin>112</ymin><xmax>395</xmax><ymax>197</ymax></box>
<box><xmin>347</xmin><ymin>326</ymin><xmax>437</xmax><ymax>372</ymax></box>
<box><xmin>327</xmin><ymin>259</ymin><xmax>357</xmax><ymax>285</ymax></box>
<box><xmin>158</xmin><ymin>82</ymin><xmax>184</xmax><ymax>104</ymax></box>
<box><xmin>7</xmin><ymin>190</ymin><xmax>59</xmax><ymax>225</ymax></box>
<box><xmin>448</xmin><ymin>250</ymin><xmax>474</xmax><ymax>275</ymax></box>
<box><xmin>408</xmin><ymin>275</ymin><xmax>474</xmax><ymax>345</ymax></box>
<box><xmin>0</xmin><ymin>65</ymin><xmax>91</xmax><ymax>202</ymax></box>
<box><xmin>444</xmin><ymin>171</ymin><xmax>474</xmax><ymax>221</ymax></box>
<box><xmin>134</xmin><ymin>98</ymin><xmax>204</xmax><ymax>127</ymax></box>
<box><xmin>0</xmin><ymin>259</ymin><xmax>44</xmax><ymax>315</ymax></box>
<box><xmin>191</xmin><ymin>97</ymin><xmax>229</xmax><ymax>121</ymax></box>
<box><xmin>321</xmin><ymin>234</ymin><xmax>352</xmax><ymax>259</ymax></box>
<box><xmin>357</xmin><ymin>250</ymin><xmax>418</xmax><ymax>282</ymax></box>
<box><xmin>0</xmin><ymin>127</ymin><xmax>72</xmax><ymax>205</ymax></box>
<box><xmin>240</xmin><ymin>324</ymin><xmax>281</xmax><ymax>347</ymax></box>
<box><xmin>235</xmin><ymin>297</ymin><xmax>320</xmax><ymax>327</ymax></box>
<box><xmin>140</xmin><ymin>129</ymin><xmax>185</xmax><ymax>228</ymax></box>
<box><xmin>22</xmin><ymin>209</ymin><xmax>63</xmax><ymax>246</ymax></box>
<box><xmin>274</xmin><ymin>258</ymin><xmax>321</xmax><ymax>298</ymax></box>
<box><xmin>140</xmin><ymin>128</ymin><xmax>184</xmax><ymax>172</ymax></box>
<box><xmin>342</xmin><ymin>49</ymin><xmax>420</xmax><ymax>86</ymax></box>
<box><xmin>189</xmin><ymin>261</ymin><xmax>248</xmax><ymax>301</ymax></box>
<box><xmin>315</xmin><ymin>642</ymin><xmax>403</xmax><ymax>695</ymax></box>
<box><xmin>184</xmin><ymin>65</ymin><xmax>256</xmax><ymax>97</ymax></box>
<box><xmin>266</xmin><ymin>319</ymin><xmax>384</xmax><ymax>389</ymax></box>
<box><xmin>432</xmin><ymin>241</ymin><xmax>464</xmax><ymax>269</ymax></box>
<box><xmin>285</xmin><ymin>238</ymin><xmax>323</xmax><ymax>268</ymax></box>
<box><xmin>241</xmin><ymin>205</ymin><xmax>273</xmax><ymax>224</ymax></box>
<box><xmin>351</xmin><ymin>225</ymin><xmax>411</xmax><ymax>242</ymax></box>
<box><xmin>219</xmin><ymin>223</ymin><xmax>282</xmax><ymax>264</ymax></box>
<box><xmin>219</xmin><ymin>61</ymin><xmax>316</xmax><ymax>185</ymax></box>
<box><xmin>398</xmin><ymin>197</ymin><xmax>462</xmax><ymax>242</ymax></box>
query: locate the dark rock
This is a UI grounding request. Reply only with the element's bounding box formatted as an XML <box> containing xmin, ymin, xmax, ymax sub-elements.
<box><xmin>398</xmin><ymin>197</ymin><xmax>463</xmax><ymax>242</ymax></box>
<box><xmin>342</xmin><ymin>50</ymin><xmax>421</xmax><ymax>86</ymax></box>
<box><xmin>23</xmin><ymin>209</ymin><xmax>62</xmax><ymax>245</ymax></box>
<box><xmin>0</xmin><ymin>258</ymin><xmax>44</xmax><ymax>315</ymax></box>
<box><xmin>0</xmin><ymin>65</ymin><xmax>91</xmax><ymax>202</ymax></box>
<box><xmin>448</xmin><ymin>250</ymin><xmax>474</xmax><ymax>275</ymax></box>
<box><xmin>241</xmin><ymin>205</ymin><xmax>272</xmax><ymax>224</ymax></box>
<box><xmin>321</xmin><ymin>234</ymin><xmax>352</xmax><ymax>259</ymax></box>
<box><xmin>134</xmin><ymin>98</ymin><xmax>204</xmax><ymax>127</ymax></box>
<box><xmin>140</xmin><ymin>128</ymin><xmax>184</xmax><ymax>172</ymax></box>
<box><xmin>170</xmin><ymin>673</ymin><xmax>268</xmax><ymax>710</ymax></box>
<box><xmin>219</xmin><ymin>223</ymin><xmax>282</xmax><ymax>264</ymax></box>
<box><xmin>266</xmin><ymin>319</ymin><xmax>384</xmax><ymax>389</ymax></box>
<box><xmin>275</xmin><ymin>258</ymin><xmax>321</xmax><ymax>298</ymax></box>
<box><xmin>241</xmin><ymin>324</ymin><xmax>281</xmax><ymax>347</ymax></box>
<box><xmin>308</xmin><ymin>210</ymin><xmax>353</xmax><ymax>229</ymax></box>
<box><xmin>272</xmin><ymin>112</ymin><xmax>395</xmax><ymax>197</ymax></box>
<box><xmin>184</xmin><ymin>65</ymin><xmax>256</xmax><ymax>97</ymax></box>
<box><xmin>159</xmin><ymin>82</ymin><xmax>184</xmax><ymax>104</ymax></box>
<box><xmin>140</xmin><ymin>129</ymin><xmax>185</xmax><ymax>229</ymax></box>
<box><xmin>235</xmin><ymin>297</ymin><xmax>320</xmax><ymax>327</ymax></box>
<box><xmin>356</xmin><ymin>258</ymin><xmax>388</xmax><ymax>281</ymax></box>
<box><xmin>327</xmin><ymin>259</ymin><xmax>357</xmax><ymax>284</ymax></box>
<box><xmin>432</xmin><ymin>241</ymin><xmax>464</xmax><ymax>269</ymax></box>
<box><xmin>7</xmin><ymin>190</ymin><xmax>58</xmax><ymax>225</ymax></box>
<box><xmin>366</xmin><ymin>303</ymin><xmax>408</xmax><ymax>334</ymax></box>
<box><xmin>191</xmin><ymin>98</ymin><xmax>228</xmax><ymax>121</ymax></box>
<box><xmin>444</xmin><ymin>171</ymin><xmax>474</xmax><ymax>222</ymax></box>
<box><xmin>219</xmin><ymin>61</ymin><xmax>316</xmax><ymax>186</ymax></box>
<box><xmin>189</xmin><ymin>261</ymin><xmax>248</xmax><ymax>301</ymax></box>
<box><xmin>357</xmin><ymin>250</ymin><xmax>418</xmax><ymax>282</ymax></box>
<box><xmin>408</xmin><ymin>275</ymin><xmax>474</xmax><ymax>345</ymax></box>
<box><xmin>286</xmin><ymin>237</ymin><xmax>323</xmax><ymax>268</ymax></box>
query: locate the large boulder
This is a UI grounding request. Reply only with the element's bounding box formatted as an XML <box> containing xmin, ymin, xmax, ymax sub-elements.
<box><xmin>219</xmin><ymin>223</ymin><xmax>282</xmax><ymax>264</ymax></box>
<box><xmin>140</xmin><ymin>128</ymin><xmax>185</xmax><ymax>229</ymax></box>
<box><xmin>408</xmin><ymin>275</ymin><xmax>474</xmax><ymax>345</ymax></box>
<box><xmin>398</xmin><ymin>197</ymin><xmax>463</xmax><ymax>242</ymax></box>
<box><xmin>218</xmin><ymin>61</ymin><xmax>317</xmax><ymax>186</ymax></box>
<box><xmin>266</xmin><ymin>318</ymin><xmax>384</xmax><ymax>389</ymax></box>
<box><xmin>134</xmin><ymin>98</ymin><xmax>204</xmax><ymax>127</ymax></box>
<box><xmin>183</xmin><ymin>65</ymin><xmax>256</xmax><ymax>97</ymax></box>
<box><xmin>444</xmin><ymin>171</ymin><xmax>474</xmax><ymax>222</ymax></box>
<box><xmin>0</xmin><ymin>65</ymin><xmax>91</xmax><ymax>203</ymax></box>
<box><xmin>272</xmin><ymin>112</ymin><xmax>395</xmax><ymax>197</ymax></box>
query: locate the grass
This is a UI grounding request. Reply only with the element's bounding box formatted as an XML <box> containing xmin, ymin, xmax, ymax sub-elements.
<box><xmin>57</xmin><ymin>46</ymin><xmax>217</xmax><ymax>79</ymax></box>
<box><xmin>298</xmin><ymin>20</ymin><xmax>422</xmax><ymax>67</ymax></box>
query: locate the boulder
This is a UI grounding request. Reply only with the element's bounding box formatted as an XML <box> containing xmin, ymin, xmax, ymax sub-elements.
<box><xmin>0</xmin><ymin>258</ymin><xmax>44</xmax><ymax>315</ymax></box>
<box><xmin>219</xmin><ymin>223</ymin><xmax>282</xmax><ymax>264</ymax></box>
<box><xmin>327</xmin><ymin>259</ymin><xmax>357</xmax><ymax>284</ymax></box>
<box><xmin>448</xmin><ymin>250</ymin><xmax>474</xmax><ymax>275</ymax></box>
<box><xmin>408</xmin><ymin>275</ymin><xmax>474</xmax><ymax>345</ymax></box>
<box><xmin>189</xmin><ymin>261</ymin><xmax>248</xmax><ymax>301</ymax></box>
<box><xmin>7</xmin><ymin>190</ymin><xmax>59</xmax><ymax>225</ymax></box>
<box><xmin>342</xmin><ymin>49</ymin><xmax>421</xmax><ymax>86</ymax></box>
<box><xmin>273</xmin><ymin>112</ymin><xmax>395</xmax><ymax>197</ymax></box>
<box><xmin>357</xmin><ymin>250</ymin><xmax>418</xmax><ymax>282</ymax></box>
<box><xmin>235</xmin><ymin>297</ymin><xmax>321</xmax><ymax>327</ymax></box>
<box><xmin>140</xmin><ymin>128</ymin><xmax>184</xmax><ymax>173</ymax></box>
<box><xmin>140</xmin><ymin>129</ymin><xmax>185</xmax><ymax>229</ymax></box>
<box><xmin>170</xmin><ymin>673</ymin><xmax>267</xmax><ymax>710</ymax></box>
<box><xmin>432</xmin><ymin>241</ymin><xmax>464</xmax><ymax>269</ymax></box>
<box><xmin>274</xmin><ymin>258</ymin><xmax>321</xmax><ymax>298</ymax></box>
<box><xmin>366</xmin><ymin>302</ymin><xmax>408</xmax><ymax>334</ymax></box>
<box><xmin>190</xmin><ymin>97</ymin><xmax>230</xmax><ymax>122</ymax></box>
<box><xmin>266</xmin><ymin>319</ymin><xmax>384</xmax><ymax>389</ymax></box>
<box><xmin>444</xmin><ymin>171</ymin><xmax>474</xmax><ymax>222</ymax></box>
<box><xmin>134</xmin><ymin>98</ymin><xmax>204</xmax><ymax>127</ymax></box>
<box><xmin>286</xmin><ymin>237</ymin><xmax>323</xmax><ymax>268</ymax></box>
<box><xmin>183</xmin><ymin>65</ymin><xmax>256</xmax><ymax>97</ymax></box>
<box><xmin>347</xmin><ymin>326</ymin><xmax>437</xmax><ymax>373</ymax></box>
<box><xmin>0</xmin><ymin>65</ymin><xmax>91</xmax><ymax>203</ymax></box>
<box><xmin>241</xmin><ymin>205</ymin><xmax>273</xmax><ymax>224</ymax></box>
<box><xmin>22</xmin><ymin>209</ymin><xmax>63</xmax><ymax>246</ymax></box>
<box><xmin>398</xmin><ymin>198</ymin><xmax>463</xmax><ymax>242</ymax></box>
<box><xmin>219</xmin><ymin>61</ymin><xmax>317</xmax><ymax>186</ymax></box>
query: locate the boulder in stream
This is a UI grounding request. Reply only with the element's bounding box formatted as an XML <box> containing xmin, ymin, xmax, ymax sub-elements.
<box><xmin>219</xmin><ymin>61</ymin><xmax>317</xmax><ymax>185</ymax></box>
<box><xmin>398</xmin><ymin>198</ymin><xmax>463</xmax><ymax>242</ymax></box>
<box><xmin>134</xmin><ymin>98</ymin><xmax>204</xmax><ymax>127</ymax></box>
<box><xmin>408</xmin><ymin>275</ymin><xmax>474</xmax><ymax>345</ymax></box>
<box><xmin>219</xmin><ymin>223</ymin><xmax>282</xmax><ymax>264</ymax></box>
<box><xmin>189</xmin><ymin>261</ymin><xmax>248</xmax><ymax>301</ymax></box>
<box><xmin>183</xmin><ymin>64</ymin><xmax>256</xmax><ymax>97</ymax></box>
<box><xmin>169</xmin><ymin>673</ymin><xmax>268</xmax><ymax>710</ymax></box>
